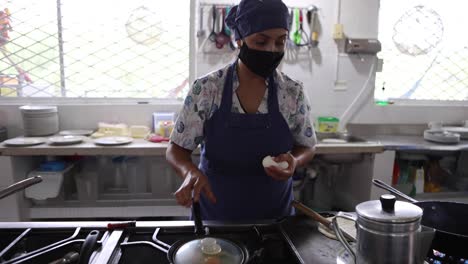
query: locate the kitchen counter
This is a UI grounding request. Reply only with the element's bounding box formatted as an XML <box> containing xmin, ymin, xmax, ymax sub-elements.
<box><xmin>368</xmin><ymin>135</ymin><xmax>468</xmax><ymax>152</ymax></box>
<box><xmin>0</xmin><ymin>137</ymin><xmax>384</xmax><ymax>156</ymax></box>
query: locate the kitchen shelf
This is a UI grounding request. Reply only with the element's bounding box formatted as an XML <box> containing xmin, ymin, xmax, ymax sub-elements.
<box><xmin>0</xmin><ymin>138</ymin><xmax>169</xmax><ymax>156</ymax></box>
<box><xmin>0</xmin><ymin>137</ymin><xmax>385</xmax><ymax>156</ymax></box>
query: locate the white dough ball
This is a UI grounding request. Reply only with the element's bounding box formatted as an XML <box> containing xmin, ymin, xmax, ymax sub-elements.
<box><xmin>262</xmin><ymin>156</ymin><xmax>289</xmax><ymax>169</ymax></box>
<box><xmin>277</xmin><ymin>161</ymin><xmax>289</xmax><ymax>169</ymax></box>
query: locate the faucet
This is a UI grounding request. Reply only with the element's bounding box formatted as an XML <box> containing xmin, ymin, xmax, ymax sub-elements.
<box><xmin>0</xmin><ymin>176</ymin><xmax>42</xmax><ymax>200</ymax></box>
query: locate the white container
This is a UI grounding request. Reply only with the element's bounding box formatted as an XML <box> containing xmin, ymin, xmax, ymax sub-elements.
<box><xmin>74</xmin><ymin>158</ymin><xmax>98</xmax><ymax>201</ymax></box>
<box><xmin>74</xmin><ymin>171</ymin><xmax>98</xmax><ymax>202</ymax></box>
<box><xmin>20</xmin><ymin>105</ymin><xmax>59</xmax><ymax>136</ymax></box>
<box><xmin>150</xmin><ymin>158</ymin><xmax>177</xmax><ymax>199</ymax></box>
<box><xmin>127</xmin><ymin>157</ymin><xmax>149</xmax><ymax>193</ymax></box>
<box><xmin>152</xmin><ymin>112</ymin><xmax>175</xmax><ymax>137</ymax></box>
<box><xmin>130</xmin><ymin>125</ymin><xmax>150</xmax><ymax>138</ymax></box>
<box><xmin>25</xmin><ymin>163</ymin><xmax>74</xmax><ymax>200</ymax></box>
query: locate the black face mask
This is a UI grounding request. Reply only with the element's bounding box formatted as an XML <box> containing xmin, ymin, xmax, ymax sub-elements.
<box><xmin>238</xmin><ymin>43</ymin><xmax>284</xmax><ymax>79</ymax></box>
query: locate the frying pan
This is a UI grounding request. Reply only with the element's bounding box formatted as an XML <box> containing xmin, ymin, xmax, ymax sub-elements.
<box><xmin>121</xmin><ymin>200</ymin><xmax>250</xmax><ymax>264</ymax></box>
<box><xmin>166</xmin><ymin>200</ymin><xmax>249</xmax><ymax>264</ymax></box>
<box><xmin>373</xmin><ymin>179</ymin><xmax>468</xmax><ymax>257</ymax></box>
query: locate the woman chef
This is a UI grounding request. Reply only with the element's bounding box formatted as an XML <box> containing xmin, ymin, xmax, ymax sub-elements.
<box><xmin>166</xmin><ymin>0</ymin><xmax>316</xmax><ymax>221</ymax></box>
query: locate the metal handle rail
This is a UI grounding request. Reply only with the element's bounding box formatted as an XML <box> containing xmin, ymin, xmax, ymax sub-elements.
<box><xmin>0</xmin><ymin>176</ymin><xmax>42</xmax><ymax>200</ymax></box>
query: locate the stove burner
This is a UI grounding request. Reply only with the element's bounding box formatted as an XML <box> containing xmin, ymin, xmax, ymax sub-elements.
<box><xmin>0</xmin><ymin>223</ymin><xmax>301</xmax><ymax>264</ymax></box>
<box><xmin>426</xmin><ymin>249</ymin><xmax>468</xmax><ymax>264</ymax></box>
<box><xmin>118</xmin><ymin>225</ymin><xmax>299</xmax><ymax>264</ymax></box>
<box><xmin>0</xmin><ymin>228</ymin><xmax>106</xmax><ymax>264</ymax></box>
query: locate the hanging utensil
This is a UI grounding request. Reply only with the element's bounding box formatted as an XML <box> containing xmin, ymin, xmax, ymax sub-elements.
<box><xmin>284</xmin><ymin>9</ymin><xmax>296</xmax><ymax>62</ymax></box>
<box><xmin>208</xmin><ymin>5</ymin><xmax>217</xmax><ymax>43</ymax></box>
<box><xmin>293</xmin><ymin>9</ymin><xmax>310</xmax><ymax>48</ymax></box>
<box><xmin>307</xmin><ymin>6</ymin><xmax>319</xmax><ymax>47</ymax></box>
<box><xmin>196</xmin><ymin>6</ymin><xmax>205</xmax><ymax>38</ymax></box>
<box><xmin>225</xmin><ymin>6</ymin><xmax>237</xmax><ymax>51</ymax></box>
<box><xmin>292</xmin><ymin>9</ymin><xmax>301</xmax><ymax>45</ymax></box>
<box><xmin>286</xmin><ymin>9</ymin><xmax>294</xmax><ymax>49</ymax></box>
<box><xmin>215</xmin><ymin>7</ymin><xmax>231</xmax><ymax>49</ymax></box>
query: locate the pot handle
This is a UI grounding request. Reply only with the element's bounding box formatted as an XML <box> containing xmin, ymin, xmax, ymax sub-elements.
<box><xmin>372</xmin><ymin>179</ymin><xmax>418</xmax><ymax>203</ymax></box>
<box><xmin>332</xmin><ymin>212</ymin><xmax>357</xmax><ymax>262</ymax></box>
<box><xmin>78</xmin><ymin>230</ymin><xmax>99</xmax><ymax>264</ymax></box>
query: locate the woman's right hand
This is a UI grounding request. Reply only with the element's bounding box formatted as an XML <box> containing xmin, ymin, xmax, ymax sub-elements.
<box><xmin>174</xmin><ymin>169</ymin><xmax>217</xmax><ymax>207</ymax></box>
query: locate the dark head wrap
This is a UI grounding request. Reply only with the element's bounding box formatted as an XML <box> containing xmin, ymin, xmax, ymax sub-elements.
<box><xmin>225</xmin><ymin>0</ymin><xmax>289</xmax><ymax>40</ymax></box>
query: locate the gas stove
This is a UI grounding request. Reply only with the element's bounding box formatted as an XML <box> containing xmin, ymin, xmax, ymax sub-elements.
<box><xmin>0</xmin><ymin>221</ymin><xmax>302</xmax><ymax>264</ymax></box>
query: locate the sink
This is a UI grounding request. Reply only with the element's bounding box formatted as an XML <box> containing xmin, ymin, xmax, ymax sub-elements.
<box><xmin>316</xmin><ymin>132</ymin><xmax>367</xmax><ymax>163</ymax></box>
<box><xmin>316</xmin><ymin>132</ymin><xmax>367</xmax><ymax>143</ymax></box>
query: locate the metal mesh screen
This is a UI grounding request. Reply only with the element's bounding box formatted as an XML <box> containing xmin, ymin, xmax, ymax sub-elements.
<box><xmin>0</xmin><ymin>0</ymin><xmax>189</xmax><ymax>98</ymax></box>
<box><xmin>376</xmin><ymin>0</ymin><xmax>468</xmax><ymax>101</ymax></box>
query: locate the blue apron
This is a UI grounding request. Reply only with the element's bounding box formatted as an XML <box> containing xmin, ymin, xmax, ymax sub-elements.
<box><xmin>199</xmin><ymin>61</ymin><xmax>295</xmax><ymax>221</ymax></box>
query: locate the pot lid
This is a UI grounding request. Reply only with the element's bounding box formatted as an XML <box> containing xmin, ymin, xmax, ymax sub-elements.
<box><xmin>356</xmin><ymin>194</ymin><xmax>423</xmax><ymax>223</ymax></box>
<box><xmin>173</xmin><ymin>237</ymin><xmax>244</xmax><ymax>264</ymax></box>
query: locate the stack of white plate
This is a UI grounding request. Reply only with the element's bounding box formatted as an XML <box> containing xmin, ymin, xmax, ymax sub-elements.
<box><xmin>20</xmin><ymin>105</ymin><xmax>59</xmax><ymax>136</ymax></box>
<box><xmin>443</xmin><ymin>126</ymin><xmax>468</xmax><ymax>139</ymax></box>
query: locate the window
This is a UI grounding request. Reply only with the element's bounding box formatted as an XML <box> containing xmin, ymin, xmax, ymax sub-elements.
<box><xmin>376</xmin><ymin>0</ymin><xmax>468</xmax><ymax>102</ymax></box>
<box><xmin>0</xmin><ymin>0</ymin><xmax>190</xmax><ymax>99</ymax></box>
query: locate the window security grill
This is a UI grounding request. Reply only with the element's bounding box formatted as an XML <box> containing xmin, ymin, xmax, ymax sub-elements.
<box><xmin>0</xmin><ymin>0</ymin><xmax>189</xmax><ymax>99</ymax></box>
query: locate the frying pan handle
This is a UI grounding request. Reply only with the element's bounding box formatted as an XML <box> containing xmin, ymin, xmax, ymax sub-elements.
<box><xmin>192</xmin><ymin>198</ymin><xmax>204</xmax><ymax>235</ymax></box>
<box><xmin>372</xmin><ymin>179</ymin><xmax>419</xmax><ymax>203</ymax></box>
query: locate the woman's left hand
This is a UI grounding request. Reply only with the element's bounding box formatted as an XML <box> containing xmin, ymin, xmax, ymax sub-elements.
<box><xmin>264</xmin><ymin>153</ymin><xmax>297</xmax><ymax>181</ymax></box>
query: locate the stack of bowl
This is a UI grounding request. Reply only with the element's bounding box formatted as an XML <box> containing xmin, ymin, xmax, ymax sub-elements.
<box><xmin>20</xmin><ymin>105</ymin><xmax>59</xmax><ymax>136</ymax></box>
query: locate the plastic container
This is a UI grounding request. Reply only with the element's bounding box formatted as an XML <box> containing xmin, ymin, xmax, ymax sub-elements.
<box><xmin>39</xmin><ymin>161</ymin><xmax>66</xmax><ymax>171</ymax></box>
<box><xmin>317</xmin><ymin>116</ymin><xmax>339</xmax><ymax>133</ymax></box>
<box><xmin>25</xmin><ymin>163</ymin><xmax>74</xmax><ymax>201</ymax></box>
<box><xmin>74</xmin><ymin>158</ymin><xmax>98</xmax><ymax>201</ymax></box>
<box><xmin>108</xmin><ymin>156</ymin><xmax>128</xmax><ymax>193</ymax></box>
<box><xmin>150</xmin><ymin>158</ymin><xmax>177</xmax><ymax>199</ymax></box>
<box><xmin>153</xmin><ymin>112</ymin><xmax>175</xmax><ymax>137</ymax></box>
<box><xmin>127</xmin><ymin>157</ymin><xmax>149</xmax><ymax>193</ymax></box>
<box><xmin>130</xmin><ymin>125</ymin><xmax>150</xmax><ymax>138</ymax></box>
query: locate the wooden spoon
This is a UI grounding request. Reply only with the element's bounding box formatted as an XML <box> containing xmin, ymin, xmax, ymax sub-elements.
<box><xmin>292</xmin><ymin>200</ymin><xmax>356</xmax><ymax>242</ymax></box>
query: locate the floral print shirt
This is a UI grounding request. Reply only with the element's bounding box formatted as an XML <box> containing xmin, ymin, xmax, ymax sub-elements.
<box><xmin>171</xmin><ymin>63</ymin><xmax>317</xmax><ymax>151</ymax></box>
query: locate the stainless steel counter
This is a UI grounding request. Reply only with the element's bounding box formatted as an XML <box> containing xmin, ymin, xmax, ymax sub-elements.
<box><xmin>368</xmin><ymin>135</ymin><xmax>468</xmax><ymax>152</ymax></box>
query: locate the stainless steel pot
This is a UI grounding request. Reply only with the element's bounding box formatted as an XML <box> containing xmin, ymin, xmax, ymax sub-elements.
<box><xmin>332</xmin><ymin>194</ymin><xmax>435</xmax><ymax>264</ymax></box>
<box><xmin>373</xmin><ymin>179</ymin><xmax>468</xmax><ymax>257</ymax></box>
